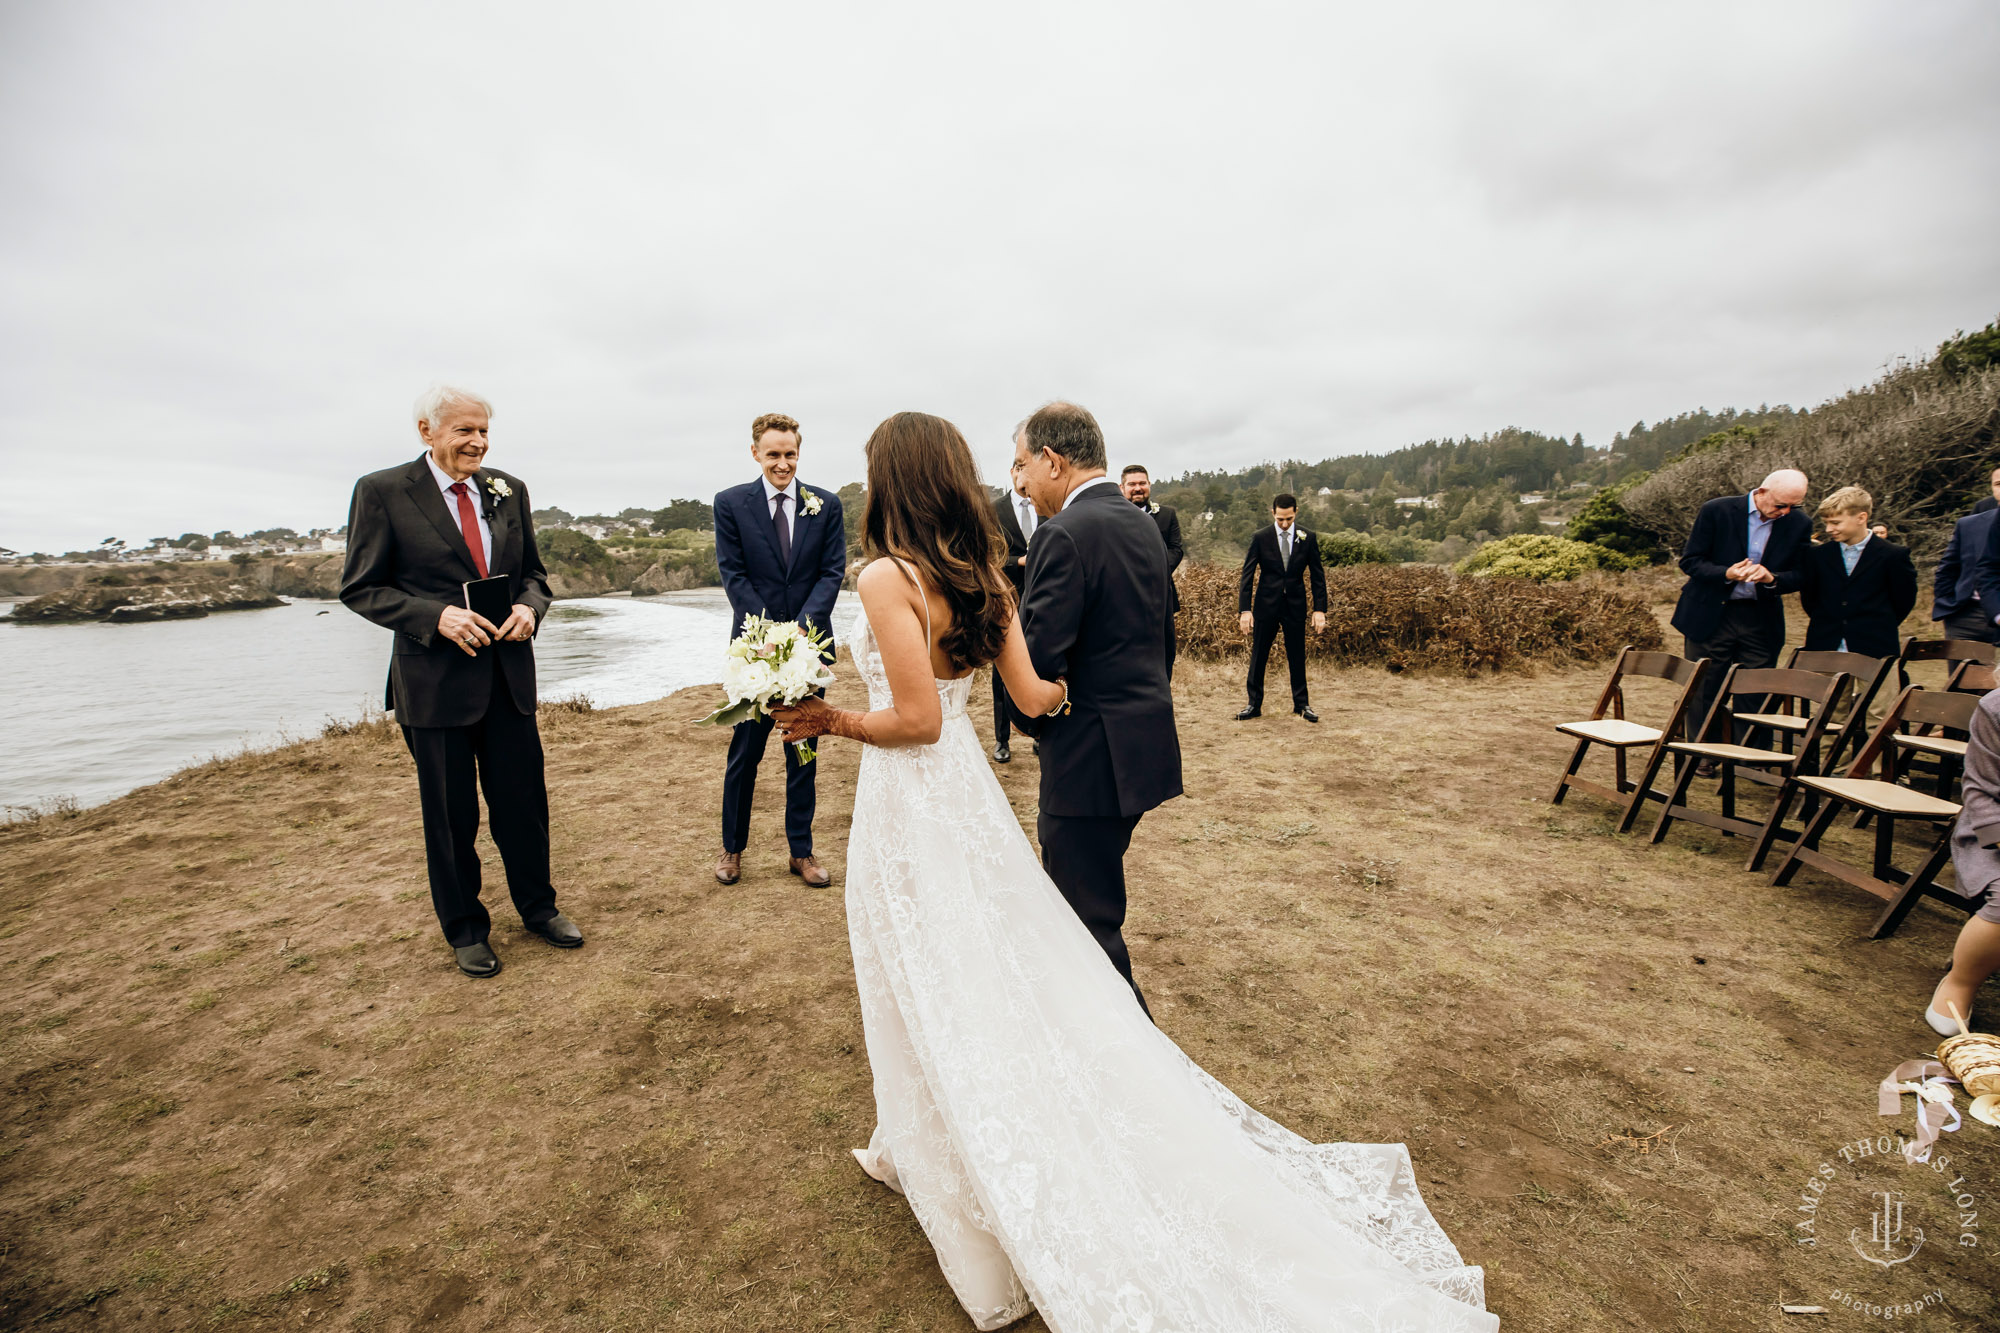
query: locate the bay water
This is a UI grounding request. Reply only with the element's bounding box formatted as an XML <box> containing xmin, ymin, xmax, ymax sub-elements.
<box><xmin>0</xmin><ymin>590</ymin><xmax>860</xmax><ymax>812</ymax></box>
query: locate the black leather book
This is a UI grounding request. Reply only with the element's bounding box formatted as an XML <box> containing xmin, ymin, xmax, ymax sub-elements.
<box><xmin>463</xmin><ymin>576</ymin><xmax>513</xmax><ymax>633</ymax></box>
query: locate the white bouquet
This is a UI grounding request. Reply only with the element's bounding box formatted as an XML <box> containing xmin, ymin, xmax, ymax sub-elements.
<box><xmin>698</xmin><ymin>614</ymin><xmax>838</xmax><ymax>762</ymax></box>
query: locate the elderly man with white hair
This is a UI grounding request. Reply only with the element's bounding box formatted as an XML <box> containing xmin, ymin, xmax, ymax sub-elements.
<box><xmin>1670</xmin><ymin>468</ymin><xmax>1813</xmax><ymax>772</ymax></box>
<box><xmin>339</xmin><ymin>385</ymin><xmax>582</xmax><ymax>977</ymax></box>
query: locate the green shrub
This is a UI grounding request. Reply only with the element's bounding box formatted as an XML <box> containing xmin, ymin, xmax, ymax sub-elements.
<box><xmin>1566</xmin><ymin>480</ymin><xmax>1668</xmax><ymax>565</ymax></box>
<box><xmin>1455</xmin><ymin>533</ymin><xmax>1646</xmax><ymax>581</ymax></box>
<box><xmin>1318</xmin><ymin>531</ymin><xmax>1391</xmax><ymax>567</ymax></box>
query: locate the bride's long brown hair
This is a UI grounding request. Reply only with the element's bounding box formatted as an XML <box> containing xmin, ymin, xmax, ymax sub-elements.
<box><xmin>861</xmin><ymin>412</ymin><xmax>1014</xmax><ymax>672</ymax></box>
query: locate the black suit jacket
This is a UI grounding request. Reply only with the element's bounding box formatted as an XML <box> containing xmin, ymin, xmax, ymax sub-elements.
<box><xmin>1939</xmin><ymin>509</ymin><xmax>2000</xmax><ymax>620</ymax></box>
<box><xmin>1800</xmin><ymin>537</ymin><xmax>1918</xmax><ymax>659</ymax></box>
<box><xmin>1670</xmin><ymin>494</ymin><xmax>1811</xmax><ymax>642</ymax></box>
<box><xmin>712</xmin><ymin>479</ymin><xmax>848</xmax><ymax>650</ymax></box>
<box><xmin>1018</xmin><ymin>481</ymin><xmax>1183</xmax><ymax>818</ymax></box>
<box><xmin>339</xmin><ymin>456</ymin><xmax>553</xmax><ymax>729</ymax></box>
<box><xmin>995</xmin><ymin>491</ymin><xmax>1032</xmax><ymax>595</ymax></box>
<box><xmin>1145</xmin><ymin>502</ymin><xmax>1183</xmax><ymax>613</ymax></box>
<box><xmin>1238</xmin><ymin>524</ymin><xmax>1328</xmax><ymax>617</ymax></box>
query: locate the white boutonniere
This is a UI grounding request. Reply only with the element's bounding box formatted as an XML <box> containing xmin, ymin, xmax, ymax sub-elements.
<box><xmin>800</xmin><ymin>489</ymin><xmax>823</xmax><ymax>517</ymax></box>
<box><xmin>1147</xmin><ymin>500</ymin><xmax>1160</xmax><ymax>514</ymax></box>
<box><xmin>485</xmin><ymin>475</ymin><xmax>513</xmax><ymax>500</ymax></box>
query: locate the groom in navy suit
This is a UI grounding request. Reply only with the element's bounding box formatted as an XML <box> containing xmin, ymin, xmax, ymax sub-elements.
<box><xmin>712</xmin><ymin>413</ymin><xmax>848</xmax><ymax>888</ymax></box>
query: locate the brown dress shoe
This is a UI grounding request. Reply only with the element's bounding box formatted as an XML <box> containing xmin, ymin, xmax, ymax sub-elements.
<box><xmin>715</xmin><ymin>851</ymin><xmax>742</xmax><ymax>885</ymax></box>
<box><xmin>790</xmin><ymin>854</ymin><xmax>832</xmax><ymax>888</ymax></box>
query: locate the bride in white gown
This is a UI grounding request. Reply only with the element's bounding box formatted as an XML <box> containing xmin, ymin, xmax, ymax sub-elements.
<box><xmin>775</xmin><ymin>413</ymin><xmax>1496</xmax><ymax>1332</ymax></box>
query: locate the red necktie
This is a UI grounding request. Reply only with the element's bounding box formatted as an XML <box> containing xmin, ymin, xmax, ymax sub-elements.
<box><xmin>448</xmin><ymin>482</ymin><xmax>489</xmax><ymax>578</ymax></box>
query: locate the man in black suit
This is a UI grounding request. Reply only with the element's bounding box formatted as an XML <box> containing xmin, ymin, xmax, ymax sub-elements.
<box><xmin>1236</xmin><ymin>494</ymin><xmax>1328</xmax><ymax>722</ymax></box>
<box><xmin>1972</xmin><ymin>465</ymin><xmax>2000</xmax><ymax>517</ymax></box>
<box><xmin>712</xmin><ymin>412</ymin><xmax>849</xmax><ymax>889</ymax></box>
<box><xmin>1120</xmin><ymin>465</ymin><xmax>1184</xmax><ymax>679</ymax></box>
<box><xmin>1671</xmin><ymin>469</ymin><xmax>1812</xmax><ymax>768</ymax></box>
<box><xmin>1800</xmin><ymin>486</ymin><xmax>1918</xmax><ymax>658</ymax></box>
<box><xmin>991</xmin><ymin>455</ymin><xmax>1038</xmax><ymax>763</ymax></box>
<box><xmin>1012</xmin><ymin>401</ymin><xmax>1183</xmax><ymax>1015</ymax></box>
<box><xmin>1933</xmin><ymin>479</ymin><xmax>2000</xmax><ymax>643</ymax></box>
<box><xmin>339</xmin><ymin>385</ymin><xmax>580</xmax><ymax>978</ymax></box>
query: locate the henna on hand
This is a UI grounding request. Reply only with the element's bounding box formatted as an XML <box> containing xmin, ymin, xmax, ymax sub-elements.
<box><xmin>774</xmin><ymin>698</ymin><xmax>874</xmax><ymax>746</ymax></box>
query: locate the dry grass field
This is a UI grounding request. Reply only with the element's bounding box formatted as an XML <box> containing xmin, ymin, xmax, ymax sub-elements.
<box><xmin>5</xmin><ymin>601</ymin><xmax>2000</xmax><ymax>1331</ymax></box>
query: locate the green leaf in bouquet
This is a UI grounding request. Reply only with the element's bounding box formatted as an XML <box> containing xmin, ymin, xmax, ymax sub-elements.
<box><xmin>697</xmin><ymin>697</ymin><xmax>765</xmax><ymax>729</ymax></box>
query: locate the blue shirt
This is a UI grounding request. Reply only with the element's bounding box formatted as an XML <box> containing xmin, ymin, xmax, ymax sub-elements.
<box><xmin>1840</xmin><ymin>533</ymin><xmax>1869</xmax><ymax>574</ymax></box>
<box><xmin>1733</xmin><ymin>493</ymin><xmax>1774</xmax><ymax>600</ymax></box>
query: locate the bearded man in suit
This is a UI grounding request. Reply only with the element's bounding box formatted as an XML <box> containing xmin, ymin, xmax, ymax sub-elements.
<box><xmin>712</xmin><ymin>413</ymin><xmax>849</xmax><ymax>888</ymax></box>
<box><xmin>1120</xmin><ymin>464</ymin><xmax>1184</xmax><ymax>679</ymax></box>
<box><xmin>339</xmin><ymin>385</ymin><xmax>580</xmax><ymax>978</ymax></box>
<box><xmin>991</xmin><ymin>454</ymin><xmax>1038</xmax><ymax>763</ymax></box>
<box><xmin>1237</xmin><ymin>493</ymin><xmax>1328</xmax><ymax>722</ymax></box>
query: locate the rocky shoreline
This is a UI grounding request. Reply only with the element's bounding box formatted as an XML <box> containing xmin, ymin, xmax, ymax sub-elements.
<box><xmin>7</xmin><ymin>579</ymin><xmax>286</xmax><ymax>624</ymax></box>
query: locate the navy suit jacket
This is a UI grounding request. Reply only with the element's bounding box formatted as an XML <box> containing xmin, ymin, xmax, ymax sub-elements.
<box><xmin>1800</xmin><ymin>537</ymin><xmax>1917</xmax><ymax>660</ymax></box>
<box><xmin>1934</xmin><ymin>509</ymin><xmax>2000</xmax><ymax>621</ymax></box>
<box><xmin>1670</xmin><ymin>494</ymin><xmax>1812</xmax><ymax>642</ymax></box>
<box><xmin>1969</xmin><ymin>509</ymin><xmax>2000</xmax><ymax>634</ymax></box>
<box><xmin>713</xmin><ymin>479</ymin><xmax>847</xmax><ymax>652</ymax></box>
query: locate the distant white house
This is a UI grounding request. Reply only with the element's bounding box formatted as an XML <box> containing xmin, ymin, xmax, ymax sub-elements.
<box><xmin>1317</xmin><ymin>486</ymin><xmax>1333</xmax><ymax>496</ymax></box>
<box><xmin>1519</xmin><ymin>493</ymin><xmax>1547</xmax><ymax>505</ymax></box>
<box><xmin>1395</xmin><ymin>496</ymin><xmax>1441</xmax><ymax>509</ymax></box>
<box><xmin>319</xmin><ymin>536</ymin><xmax>346</xmax><ymax>552</ymax></box>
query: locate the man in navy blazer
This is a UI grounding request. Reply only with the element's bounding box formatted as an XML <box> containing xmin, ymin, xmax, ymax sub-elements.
<box><xmin>712</xmin><ymin>413</ymin><xmax>848</xmax><ymax>889</ymax></box>
<box><xmin>1670</xmin><ymin>469</ymin><xmax>1812</xmax><ymax>758</ymax></box>
<box><xmin>1935</xmin><ymin>469</ymin><xmax>2000</xmax><ymax>642</ymax></box>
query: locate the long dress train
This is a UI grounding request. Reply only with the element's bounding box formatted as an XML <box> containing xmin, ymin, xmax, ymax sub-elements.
<box><xmin>842</xmin><ymin>603</ymin><xmax>1497</xmax><ymax>1332</ymax></box>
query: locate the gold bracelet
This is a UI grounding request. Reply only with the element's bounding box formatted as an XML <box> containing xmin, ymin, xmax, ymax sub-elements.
<box><xmin>1045</xmin><ymin>679</ymin><xmax>1071</xmax><ymax>718</ymax></box>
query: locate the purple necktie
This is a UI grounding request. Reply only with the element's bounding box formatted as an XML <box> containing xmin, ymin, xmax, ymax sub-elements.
<box><xmin>773</xmin><ymin>492</ymin><xmax>792</xmax><ymax>567</ymax></box>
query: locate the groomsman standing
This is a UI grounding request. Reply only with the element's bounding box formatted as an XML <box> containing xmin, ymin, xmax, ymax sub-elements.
<box><xmin>1121</xmin><ymin>465</ymin><xmax>1184</xmax><ymax>679</ymax></box>
<box><xmin>339</xmin><ymin>385</ymin><xmax>581</xmax><ymax>978</ymax></box>
<box><xmin>1237</xmin><ymin>493</ymin><xmax>1328</xmax><ymax>722</ymax></box>
<box><xmin>992</xmin><ymin>456</ymin><xmax>1037</xmax><ymax>763</ymax></box>
<box><xmin>1933</xmin><ymin>469</ymin><xmax>2000</xmax><ymax>643</ymax></box>
<box><xmin>712</xmin><ymin>413</ymin><xmax>848</xmax><ymax>888</ymax></box>
<box><xmin>1671</xmin><ymin>469</ymin><xmax>1811</xmax><ymax>772</ymax></box>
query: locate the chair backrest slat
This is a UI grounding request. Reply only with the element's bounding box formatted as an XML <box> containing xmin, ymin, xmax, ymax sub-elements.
<box><xmin>1623</xmin><ymin>650</ymin><xmax>1702</xmax><ymax>687</ymax></box>
<box><xmin>1950</xmin><ymin>662</ymin><xmax>1997</xmax><ymax>694</ymax></box>
<box><xmin>1903</xmin><ymin>689</ymin><xmax>1981</xmax><ymax>733</ymax></box>
<box><xmin>1726</xmin><ymin>667</ymin><xmax>1849</xmax><ymax>706</ymax></box>
<box><xmin>1901</xmin><ymin>636</ymin><xmax>1996</xmax><ymax>667</ymax></box>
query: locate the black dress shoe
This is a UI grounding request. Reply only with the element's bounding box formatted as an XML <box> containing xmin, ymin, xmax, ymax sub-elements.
<box><xmin>1296</xmin><ymin>706</ymin><xmax>1319</xmax><ymax>723</ymax></box>
<box><xmin>1235</xmin><ymin>707</ymin><xmax>1261</xmax><ymax>721</ymax></box>
<box><xmin>455</xmin><ymin>942</ymin><xmax>501</xmax><ymax>978</ymax></box>
<box><xmin>993</xmin><ymin>742</ymin><xmax>1011</xmax><ymax>763</ymax></box>
<box><xmin>525</xmin><ymin>912</ymin><xmax>583</xmax><ymax>948</ymax></box>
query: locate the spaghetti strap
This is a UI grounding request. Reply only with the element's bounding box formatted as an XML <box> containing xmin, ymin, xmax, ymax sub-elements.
<box><xmin>889</xmin><ymin>557</ymin><xmax>933</xmax><ymax>651</ymax></box>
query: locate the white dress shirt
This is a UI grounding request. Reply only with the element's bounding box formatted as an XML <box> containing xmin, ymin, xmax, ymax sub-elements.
<box><xmin>425</xmin><ymin>453</ymin><xmax>492</xmax><ymax>570</ymax></box>
<box><xmin>762</xmin><ymin>475</ymin><xmax>800</xmax><ymax>545</ymax></box>
<box><xmin>1061</xmin><ymin>474</ymin><xmax>1108</xmax><ymax>512</ymax></box>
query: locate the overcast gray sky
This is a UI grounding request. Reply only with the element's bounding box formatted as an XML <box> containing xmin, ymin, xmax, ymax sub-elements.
<box><xmin>2</xmin><ymin>0</ymin><xmax>1995</xmax><ymax>552</ymax></box>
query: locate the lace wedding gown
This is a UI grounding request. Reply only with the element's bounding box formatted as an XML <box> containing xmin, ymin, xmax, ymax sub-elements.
<box><xmin>842</xmin><ymin>604</ymin><xmax>1497</xmax><ymax>1332</ymax></box>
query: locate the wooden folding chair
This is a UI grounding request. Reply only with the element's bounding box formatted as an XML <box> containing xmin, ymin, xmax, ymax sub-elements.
<box><xmin>1898</xmin><ymin>636</ymin><xmax>1995</xmax><ymax>689</ymax></box>
<box><xmin>1650</xmin><ymin>666</ymin><xmax>1850</xmax><ymax>850</ymax></box>
<box><xmin>1731</xmin><ymin>648</ymin><xmax>1895</xmax><ymax>784</ymax></box>
<box><xmin>1549</xmin><ymin>648</ymin><xmax>1707</xmax><ymax>832</ymax></box>
<box><xmin>1947</xmin><ymin>661</ymin><xmax>1997</xmax><ymax>694</ymax></box>
<box><xmin>1764</xmin><ymin>686</ymin><xmax>1976</xmax><ymax>938</ymax></box>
